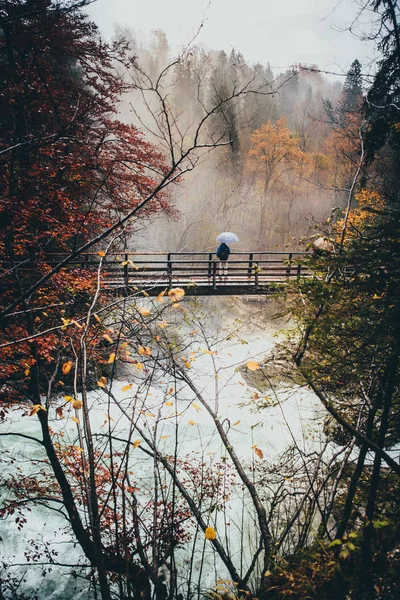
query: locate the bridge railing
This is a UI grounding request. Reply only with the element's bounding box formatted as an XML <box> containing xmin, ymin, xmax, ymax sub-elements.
<box><xmin>93</xmin><ymin>251</ymin><xmax>310</xmax><ymax>290</ymax></box>
<box><xmin>1</xmin><ymin>251</ymin><xmax>311</xmax><ymax>293</ymax></box>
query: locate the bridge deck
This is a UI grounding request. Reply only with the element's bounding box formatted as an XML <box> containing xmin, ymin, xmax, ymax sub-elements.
<box><xmin>79</xmin><ymin>251</ymin><xmax>309</xmax><ymax>296</ymax></box>
<box><xmin>4</xmin><ymin>251</ymin><xmax>311</xmax><ymax>296</ymax></box>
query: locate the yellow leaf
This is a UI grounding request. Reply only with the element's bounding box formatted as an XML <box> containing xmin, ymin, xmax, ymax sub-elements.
<box><xmin>172</xmin><ymin>303</ymin><xmax>181</xmax><ymax>309</ymax></box>
<box><xmin>62</xmin><ymin>361</ymin><xmax>73</xmax><ymax>375</ymax></box>
<box><xmin>138</xmin><ymin>345</ymin><xmax>152</xmax><ymax>356</ymax></box>
<box><xmin>97</xmin><ymin>377</ymin><xmax>107</xmax><ymax>388</ymax></box>
<box><xmin>188</xmin><ymin>420</ymin><xmax>196</xmax><ymax>426</ymax></box>
<box><xmin>71</xmin><ymin>416</ymin><xmax>79</xmax><ymax>424</ymax></box>
<box><xmin>168</xmin><ymin>288</ymin><xmax>185</xmax><ymax>302</ymax></box>
<box><xmin>139</xmin><ymin>307</ymin><xmax>151</xmax><ymax>317</ymax></box>
<box><xmin>158</xmin><ymin>320</ymin><xmax>168</xmax><ymax>329</ymax></box>
<box><xmin>135</xmin><ymin>362</ymin><xmax>144</xmax><ymax>370</ymax></box>
<box><xmin>184</xmin><ymin>361</ymin><xmax>191</xmax><ymax>368</ymax></box>
<box><xmin>121</xmin><ymin>260</ymin><xmax>128</xmax><ymax>266</ymax></box>
<box><xmin>156</xmin><ymin>288</ymin><xmax>167</xmax><ymax>302</ymax></box>
<box><xmin>29</xmin><ymin>404</ymin><xmax>46</xmax><ymax>416</ymax></box>
<box><xmin>115</xmin><ymin>255</ymin><xmax>121</xmax><ymax>261</ymax></box>
<box><xmin>72</xmin><ymin>400</ymin><xmax>83</xmax><ymax>410</ymax></box>
<box><xmin>121</xmin><ymin>341</ymin><xmax>128</xmax><ymax>350</ymax></box>
<box><xmin>93</xmin><ymin>314</ymin><xmax>102</xmax><ymax>324</ymax></box>
<box><xmin>98</xmin><ymin>250</ymin><xmax>106</xmax><ymax>257</ymax></box>
<box><xmin>205</xmin><ymin>526</ymin><xmax>217</xmax><ymax>540</ymax></box>
<box><xmin>160</xmin><ymin>435</ymin><xmax>170</xmax><ymax>440</ymax></box>
<box><xmin>132</xmin><ymin>439</ymin><xmax>141</xmax><ymax>449</ymax></box>
<box><xmin>122</xmin><ymin>383</ymin><xmax>133</xmax><ymax>392</ymax></box>
<box><xmin>246</xmin><ymin>361</ymin><xmax>260</xmax><ymax>371</ymax></box>
<box><xmin>24</xmin><ymin>368</ymin><xmax>30</xmax><ymax>376</ymax></box>
<box><xmin>64</xmin><ymin>395</ymin><xmax>75</xmax><ymax>403</ymax></box>
<box><xmin>233</xmin><ymin>420</ymin><xmax>241</xmax><ymax>426</ymax></box>
<box><xmin>73</xmin><ymin>446</ymin><xmax>84</xmax><ymax>452</ymax></box>
<box><xmin>128</xmin><ymin>260</ymin><xmax>139</xmax><ymax>270</ymax></box>
<box><xmin>192</xmin><ymin>403</ymin><xmax>201</xmax><ymax>412</ymax></box>
<box><xmin>165</xmin><ymin>401</ymin><xmax>173</xmax><ymax>407</ymax></box>
<box><xmin>203</xmin><ymin>349</ymin><xmax>216</xmax><ymax>355</ymax></box>
<box><xmin>103</xmin><ymin>334</ymin><xmax>113</xmax><ymax>344</ymax></box>
<box><xmin>108</xmin><ymin>353</ymin><xmax>116</xmax><ymax>364</ymax></box>
<box><xmin>189</xmin><ymin>329</ymin><xmax>199</xmax><ymax>336</ymax></box>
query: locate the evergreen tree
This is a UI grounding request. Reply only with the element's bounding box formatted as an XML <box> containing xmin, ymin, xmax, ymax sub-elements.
<box><xmin>342</xmin><ymin>59</ymin><xmax>363</xmax><ymax>114</ymax></box>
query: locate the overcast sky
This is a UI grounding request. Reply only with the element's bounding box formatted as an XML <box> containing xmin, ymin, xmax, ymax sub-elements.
<box><xmin>86</xmin><ymin>0</ymin><xmax>376</xmax><ymax>76</ymax></box>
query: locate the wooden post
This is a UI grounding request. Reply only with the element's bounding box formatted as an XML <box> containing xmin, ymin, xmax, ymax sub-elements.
<box><xmin>248</xmin><ymin>253</ymin><xmax>253</xmax><ymax>278</ymax></box>
<box><xmin>212</xmin><ymin>260</ymin><xmax>217</xmax><ymax>290</ymax></box>
<box><xmin>255</xmin><ymin>264</ymin><xmax>259</xmax><ymax>289</ymax></box>
<box><xmin>297</xmin><ymin>263</ymin><xmax>301</xmax><ymax>278</ymax></box>
<box><xmin>208</xmin><ymin>252</ymin><xmax>213</xmax><ymax>279</ymax></box>
<box><xmin>286</xmin><ymin>252</ymin><xmax>293</xmax><ymax>277</ymax></box>
<box><xmin>167</xmin><ymin>253</ymin><xmax>172</xmax><ymax>288</ymax></box>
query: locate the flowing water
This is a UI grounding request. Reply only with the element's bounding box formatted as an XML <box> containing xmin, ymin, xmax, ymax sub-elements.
<box><xmin>0</xmin><ymin>299</ymin><xmax>327</xmax><ymax>598</ymax></box>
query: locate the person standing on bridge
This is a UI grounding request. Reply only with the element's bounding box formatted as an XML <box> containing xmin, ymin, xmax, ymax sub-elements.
<box><xmin>216</xmin><ymin>232</ymin><xmax>239</xmax><ymax>279</ymax></box>
<box><xmin>216</xmin><ymin>241</ymin><xmax>230</xmax><ymax>277</ymax></box>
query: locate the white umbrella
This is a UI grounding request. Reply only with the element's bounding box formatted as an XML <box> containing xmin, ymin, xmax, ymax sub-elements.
<box><xmin>216</xmin><ymin>232</ymin><xmax>239</xmax><ymax>244</ymax></box>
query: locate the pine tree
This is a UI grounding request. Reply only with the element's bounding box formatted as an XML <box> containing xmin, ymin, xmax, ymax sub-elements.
<box><xmin>342</xmin><ymin>59</ymin><xmax>363</xmax><ymax>114</ymax></box>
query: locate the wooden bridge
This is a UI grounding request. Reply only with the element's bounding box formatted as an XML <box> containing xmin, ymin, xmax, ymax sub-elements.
<box><xmin>77</xmin><ymin>251</ymin><xmax>310</xmax><ymax>296</ymax></box>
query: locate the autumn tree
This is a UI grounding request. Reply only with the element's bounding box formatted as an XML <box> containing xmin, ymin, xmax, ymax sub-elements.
<box><xmin>0</xmin><ymin>1</ymin><xmax>170</xmax><ymax>598</ymax></box>
<box><xmin>248</xmin><ymin>118</ymin><xmax>303</xmax><ymax>246</ymax></box>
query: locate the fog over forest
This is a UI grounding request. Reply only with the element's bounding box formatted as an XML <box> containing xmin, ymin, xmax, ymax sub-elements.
<box><xmin>114</xmin><ymin>28</ymin><xmax>352</xmax><ymax>252</ymax></box>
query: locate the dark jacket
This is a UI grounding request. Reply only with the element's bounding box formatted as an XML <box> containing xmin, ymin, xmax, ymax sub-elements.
<box><xmin>216</xmin><ymin>243</ymin><xmax>230</xmax><ymax>261</ymax></box>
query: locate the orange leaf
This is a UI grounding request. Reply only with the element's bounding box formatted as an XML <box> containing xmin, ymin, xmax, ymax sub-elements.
<box><xmin>158</xmin><ymin>320</ymin><xmax>168</xmax><ymax>329</ymax></box>
<box><xmin>71</xmin><ymin>416</ymin><xmax>79</xmax><ymax>424</ymax></box>
<box><xmin>72</xmin><ymin>400</ymin><xmax>83</xmax><ymax>410</ymax></box>
<box><xmin>233</xmin><ymin>420</ymin><xmax>241</xmax><ymax>426</ymax></box>
<box><xmin>253</xmin><ymin>447</ymin><xmax>264</xmax><ymax>459</ymax></box>
<box><xmin>156</xmin><ymin>288</ymin><xmax>167</xmax><ymax>302</ymax></box>
<box><xmin>164</xmin><ymin>401</ymin><xmax>173</xmax><ymax>407</ymax></box>
<box><xmin>29</xmin><ymin>404</ymin><xmax>46</xmax><ymax>416</ymax></box>
<box><xmin>188</xmin><ymin>420</ymin><xmax>196</xmax><ymax>426</ymax></box>
<box><xmin>122</xmin><ymin>383</ymin><xmax>133</xmax><ymax>392</ymax></box>
<box><xmin>108</xmin><ymin>353</ymin><xmax>116</xmax><ymax>364</ymax></box>
<box><xmin>138</xmin><ymin>345</ymin><xmax>152</xmax><ymax>356</ymax></box>
<box><xmin>132</xmin><ymin>439</ymin><xmax>141</xmax><ymax>449</ymax></box>
<box><xmin>139</xmin><ymin>307</ymin><xmax>151</xmax><ymax>317</ymax></box>
<box><xmin>103</xmin><ymin>334</ymin><xmax>113</xmax><ymax>344</ymax></box>
<box><xmin>168</xmin><ymin>288</ymin><xmax>185</xmax><ymax>302</ymax></box>
<box><xmin>97</xmin><ymin>377</ymin><xmax>107</xmax><ymax>388</ymax></box>
<box><xmin>62</xmin><ymin>361</ymin><xmax>73</xmax><ymax>375</ymax></box>
<box><xmin>98</xmin><ymin>250</ymin><xmax>106</xmax><ymax>257</ymax></box>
